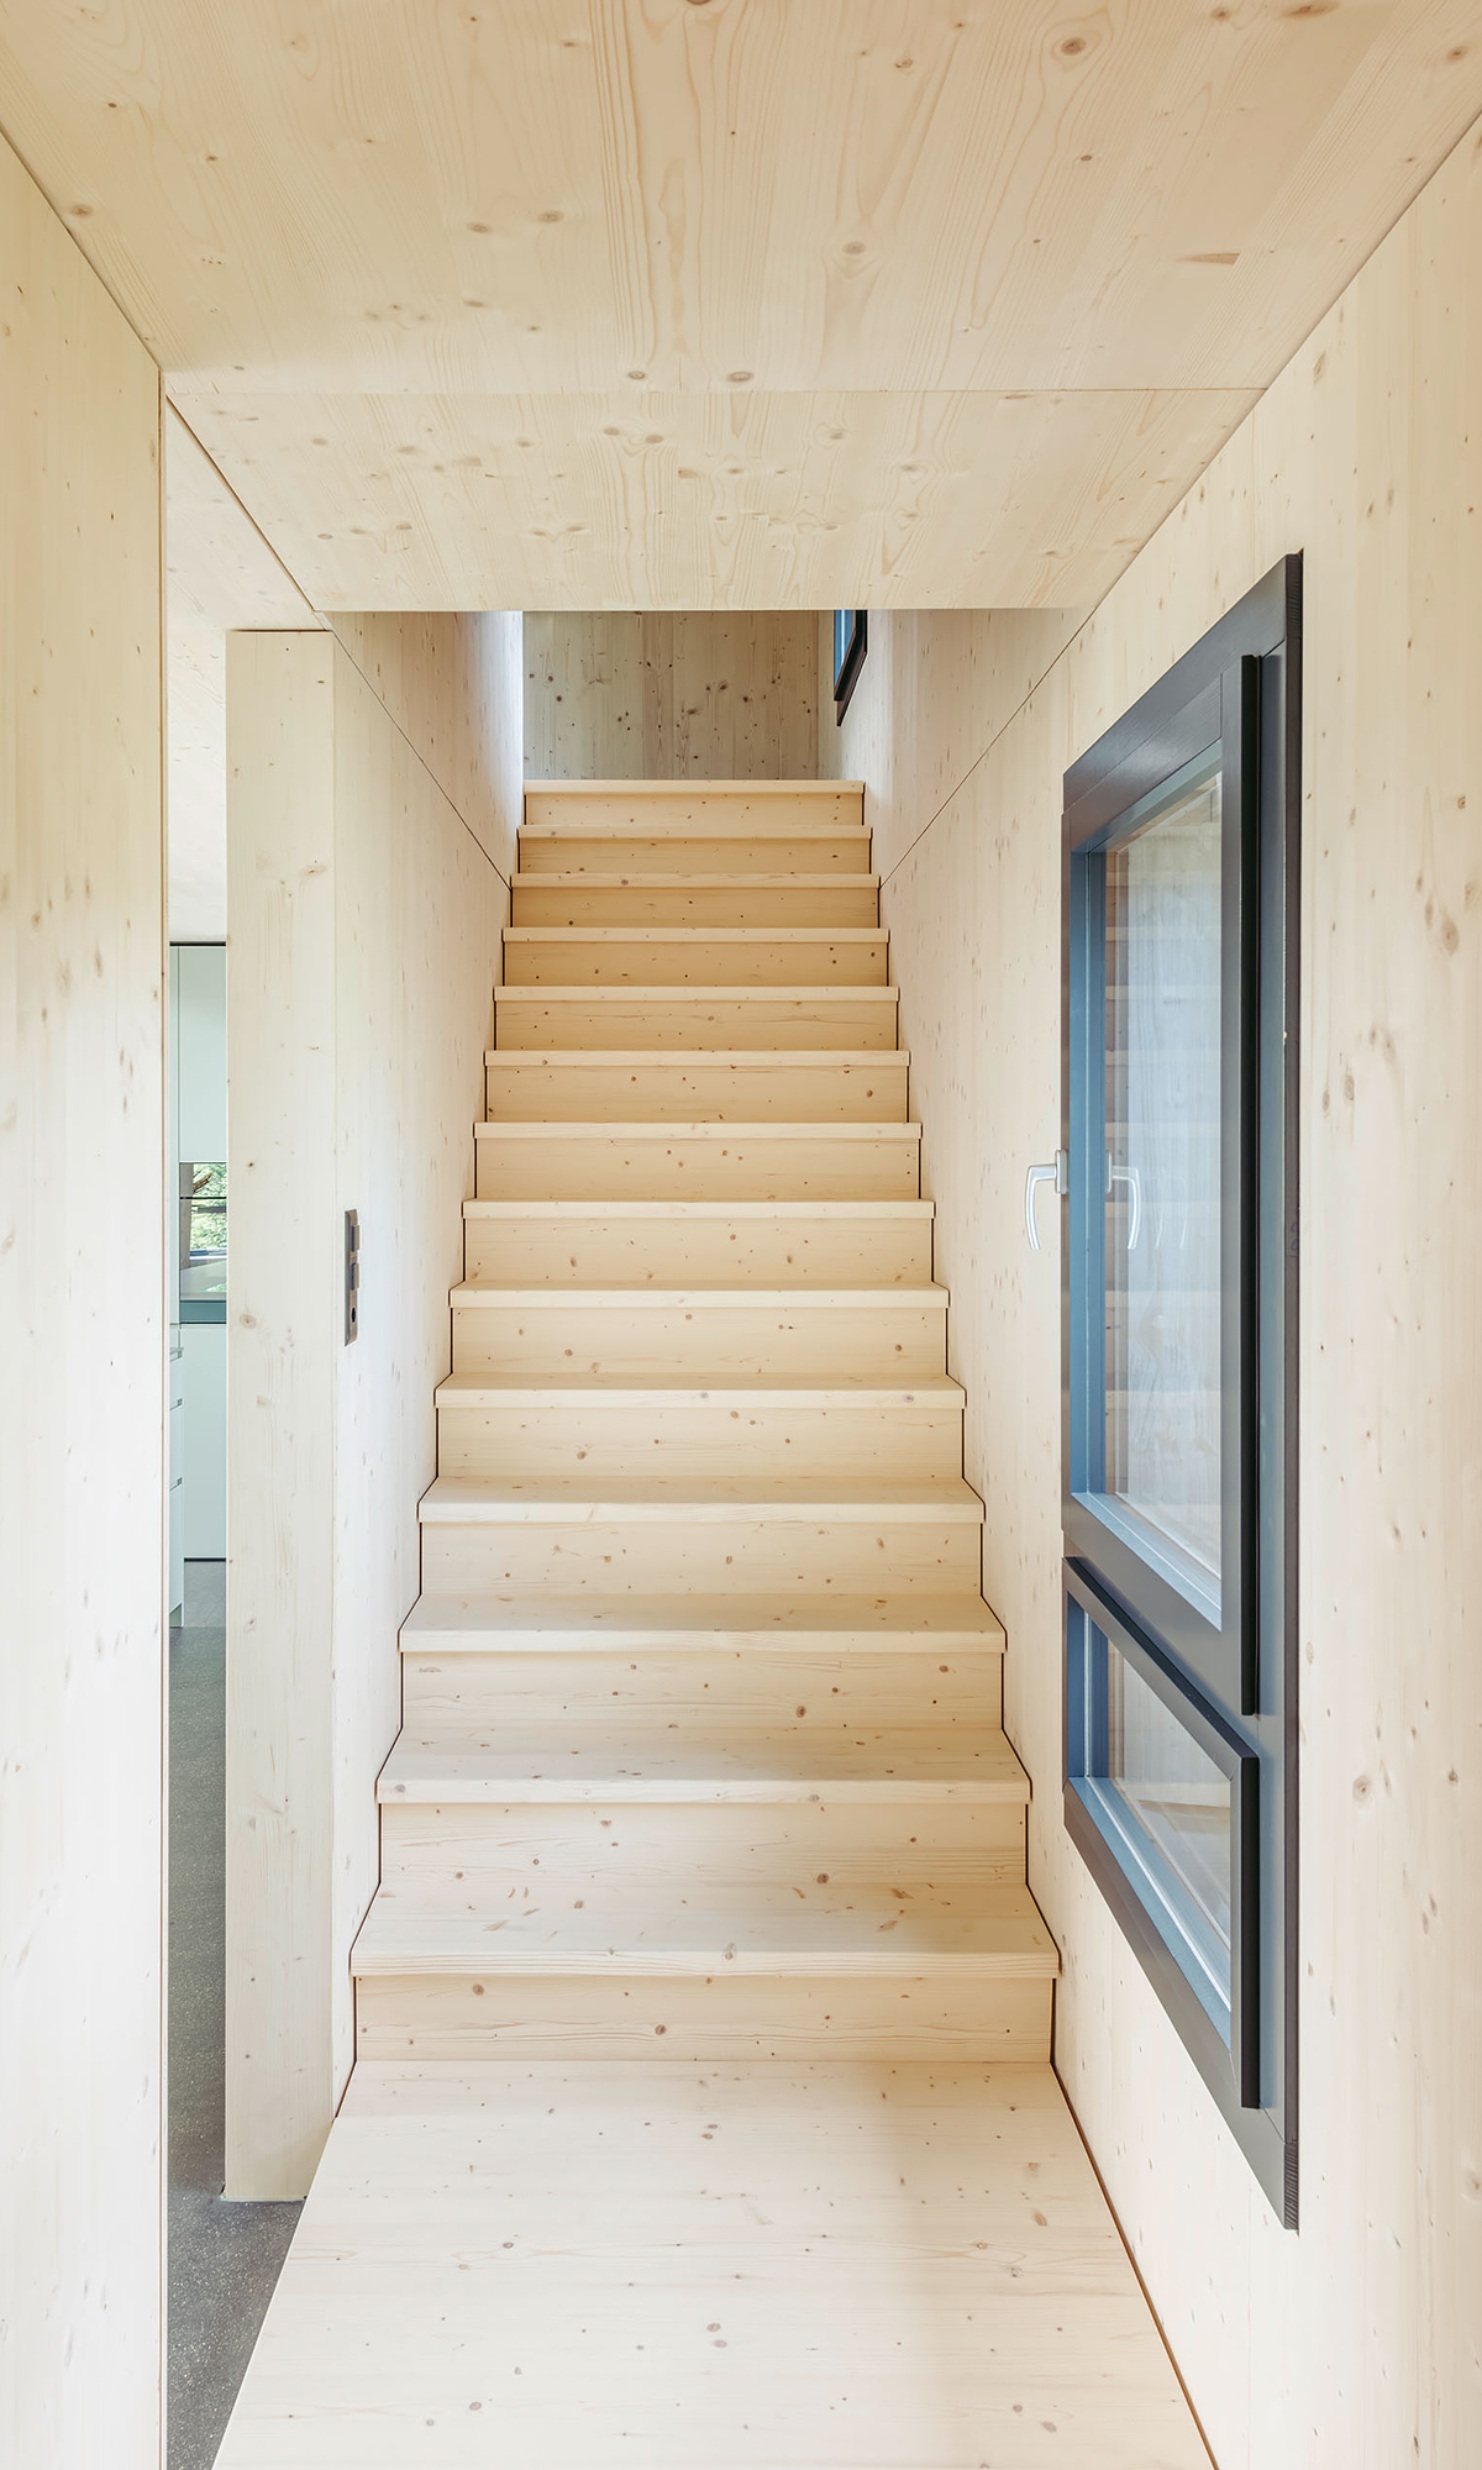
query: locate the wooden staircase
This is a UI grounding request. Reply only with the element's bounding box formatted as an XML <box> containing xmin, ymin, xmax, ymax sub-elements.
<box><xmin>351</xmin><ymin>779</ymin><xmax>1058</xmax><ymax>2062</ymax></box>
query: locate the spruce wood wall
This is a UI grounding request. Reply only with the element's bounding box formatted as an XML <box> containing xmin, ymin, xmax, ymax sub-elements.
<box><xmin>0</xmin><ymin>131</ymin><xmax>166</xmax><ymax>2465</ymax></box>
<box><xmin>526</xmin><ymin>612</ymin><xmax>818</xmax><ymax>781</ymax></box>
<box><xmin>226</xmin><ymin>616</ymin><xmax>521</xmax><ymax>2196</ymax></box>
<box><xmin>823</xmin><ymin>116</ymin><xmax>1482</xmax><ymax>2470</ymax></box>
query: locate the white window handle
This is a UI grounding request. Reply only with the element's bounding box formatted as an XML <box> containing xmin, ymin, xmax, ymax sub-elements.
<box><xmin>1025</xmin><ymin>1151</ymin><xmax>1068</xmax><ymax>1251</ymax></box>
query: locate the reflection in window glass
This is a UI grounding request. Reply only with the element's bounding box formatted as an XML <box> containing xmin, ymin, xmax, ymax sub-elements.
<box><xmin>1106</xmin><ymin>1637</ymin><xmax>1232</xmax><ymax>2003</ymax></box>
<box><xmin>1103</xmin><ymin>757</ymin><xmax>1223</xmax><ymax>1599</ymax></box>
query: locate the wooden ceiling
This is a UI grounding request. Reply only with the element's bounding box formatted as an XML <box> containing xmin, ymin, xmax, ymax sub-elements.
<box><xmin>3</xmin><ymin>1</ymin><xmax>1479</xmax><ymax>608</ymax></box>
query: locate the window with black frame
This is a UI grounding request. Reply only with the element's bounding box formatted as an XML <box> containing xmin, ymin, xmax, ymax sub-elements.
<box><xmin>1058</xmin><ymin>556</ymin><xmax>1300</xmax><ymax>2222</ymax></box>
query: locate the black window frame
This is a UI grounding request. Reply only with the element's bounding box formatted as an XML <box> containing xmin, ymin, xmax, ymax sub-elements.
<box><xmin>1059</xmin><ymin>554</ymin><xmax>1301</xmax><ymax>2224</ymax></box>
<box><xmin>833</xmin><ymin>609</ymin><xmax>867</xmax><ymax>719</ymax></box>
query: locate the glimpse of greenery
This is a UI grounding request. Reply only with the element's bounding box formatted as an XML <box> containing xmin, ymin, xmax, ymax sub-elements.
<box><xmin>188</xmin><ymin>1161</ymin><xmax>227</xmax><ymax>1260</ymax></box>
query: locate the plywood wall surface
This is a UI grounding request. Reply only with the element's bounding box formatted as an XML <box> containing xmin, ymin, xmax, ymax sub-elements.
<box><xmin>331</xmin><ymin>611</ymin><xmax>524</xmax><ymax>879</ymax></box>
<box><xmin>824</xmin><ymin>116</ymin><xmax>1482</xmax><ymax>2468</ymax></box>
<box><xmin>526</xmin><ymin>613</ymin><xmax>818</xmax><ymax>781</ymax></box>
<box><xmin>0</xmin><ymin>130</ymin><xmax>166</xmax><ymax>2466</ymax></box>
<box><xmin>226</xmin><ymin>624</ymin><xmax>512</xmax><ymax>2195</ymax></box>
<box><xmin>225</xmin><ymin>634</ymin><xmax>339</xmax><ymax>2197</ymax></box>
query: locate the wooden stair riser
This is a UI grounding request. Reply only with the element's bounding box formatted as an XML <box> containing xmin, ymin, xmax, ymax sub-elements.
<box><xmin>448</xmin><ymin>1299</ymin><xmax>948</xmax><ymax>1382</ymax></box>
<box><xmin>461</xmin><ymin>1204</ymin><xmax>934</xmax><ymax>1287</ymax></box>
<box><xmin>419</xmin><ymin>1516</ymin><xmax>984</xmax><ymax>1597</ymax></box>
<box><xmin>474</xmin><ymin>1124</ymin><xmax>921</xmax><ymax>1202</ymax></box>
<box><xmin>355</xmin><ymin>1972</ymin><xmax>1052</xmax><ymax>2063</ymax></box>
<box><xmin>510</xmin><ymin>877</ymin><xmax>881</xmax><ymax>928</ymax></box>
<box><xmin>378</xmin><ymin>1798</ymin><xmax>1027</xmax><ymax>1896</ymax></box>
<box><xmin>434</xmin><ymin>1396</ymin><xmax>964</xmax><ymax>1486</ymax></box>
<box><xmin>517</xmin><ymin>830</ymin><xmax>874</xmax><ymax>877</ymax></box>
<box><xmin>503</xmin><ymin>930</ymin><xmax>889</xmax><ymax>988</ymax></box>
<box><xmin>400</xmin><ymin>1646</ymin><xmax>1004</xmax><ymax>1732</ymax></box>
<box><xmin>485</xmin><ymin>1053</ymin><xmax>909</xmax><ymax>1124</ymax></box>
<box><xmin>493</xmin><ymin>989</ymin><xmax>900</xmax><ymax>1050</ymax></box>
<box><xmin>522</xmin><ymin>787</ymin><xmax>865</xmax><ymax>836</ymax></box>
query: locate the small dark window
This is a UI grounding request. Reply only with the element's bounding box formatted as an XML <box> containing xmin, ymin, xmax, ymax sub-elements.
<box><xmin>1060</xmin><ymin>556</ymin><xmax>1300</xmax><ymax>2223</ymax></box>
<box><xmin>833</xmin><ymin>610</ymin><xmax>867</xmax><ymax>719</ymax></box>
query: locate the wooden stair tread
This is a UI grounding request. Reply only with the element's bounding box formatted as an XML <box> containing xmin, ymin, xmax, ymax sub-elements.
<box><xmin>485</xmin><ymin>1047</ymin><xmax>907</xmax><ymax>1065</ymax></box>
<box><xmin>506</xmin><ymin>926</ymin><xmax>885</xmax><ymax>944</ymax></box>
<box><xmin>435</xmin><ymin>1373</ymin><xmax>964</xmax><ymax>1404</ymax></box>
<box><xmin>494</xmin><ymin>983</ymin><xmax>897</xmax><ymax>1001</ymax></box>
<box><xmin>462</xmin><ymin>1198</ymin><xmax>934</xmax><ymax>1218</ymax></box>
<box><xmin>379</xmin><ymin>1729</ymin><xmax>1029</xmax><ymax>1802</ymax></box>
<box><xmin>400</xmin><ymin>1592</ymin><xmax>1006</xmax><ymax>1651</ymax></box>
<box><xmin>419</xmin><ymin>1475</ymin><xmax>985</xmax><ymax>1520</ymax></box>
<box><xmin>449</xmin><ymin>1281</ymin><xmax>947</xmax><ymax>1305</ymax></box>
<box><xmin>474</xmin><ymin>1123</ymin><xmax>920</xmax><ymax>1145</ymax></box>
<box><xmin>525</xmin><ymin>779</ymin><xmax>866</xmax><ymax>796</ymax></box>
<box><xmin>352</xmin><ymin>1885</ymin><xmax>1058</xmax><ymax>1978</ymax></box>
<box><xmin>511</xmin><ymin>879</ymin><xmax>879</xmax><ymax>899</ymax></box>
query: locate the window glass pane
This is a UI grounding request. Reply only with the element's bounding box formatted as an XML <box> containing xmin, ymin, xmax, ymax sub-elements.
<box><xmin>180</xmin><ymin>1160</ymin><xmax>227</xmax><ymax>1302</ymax></box>
<box><xmin>1105</xmin><ymin>1639</ymin><xmax>1231</xmax><ymax>1990</ymax></box>
<box><xmin>1103</xmin><ymin>757</ymin><xmax>1222</xmax><ymax>1601</ymax></box>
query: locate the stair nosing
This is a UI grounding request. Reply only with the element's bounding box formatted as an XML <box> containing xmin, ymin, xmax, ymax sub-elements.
<box><xmin>399</xmin><ymin>1593</ymin><xmax>1006</xmax><ymax>1653</ymax></box>
<box><xmin>418</xmin><ymin>1480</ymin><xmax>985</xmax><ymax>1526</ymax></box>
<box><xmin>434</xmin><ymin>1374</ymin><xmax>964</xmax><ymax>1403</ymax></box>
<box><xmin>485</xmin><ymin>1049</ymin><xmax>908</xmax><ymax>1066</ymax></box>
<box><xmin>473</xmin><ymin>1119</ymin><xmax>921</xmax><ymax>1139</ymax></box>
<box><xmin>461</xmin><ymin>1197</ymin><xmax>935</xmax><ymax>1217</ymax></box>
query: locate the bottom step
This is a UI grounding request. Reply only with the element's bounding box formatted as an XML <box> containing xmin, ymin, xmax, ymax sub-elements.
<box><xmin>352</xmin><ymin>1887</ymin><xmax>1057</xmax><ymax>2062</ymax></box>
<box><xmin>356</xmin><ymin>1971</ymin><xmax>1053</xmax><ymax>2063</ymax></box>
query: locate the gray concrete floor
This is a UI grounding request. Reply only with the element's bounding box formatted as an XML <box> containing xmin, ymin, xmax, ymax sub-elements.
<box><xmin>170</xmin><ymin>1561</ymin><xmax>301</xmax><ymax>2470</ymax></box>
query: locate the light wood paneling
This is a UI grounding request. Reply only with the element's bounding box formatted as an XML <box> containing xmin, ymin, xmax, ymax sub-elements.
<box><xmin>226</xmin><ymin>630</ymin><xmax>511</xmax><ymax>2196</ymax></box>
<box><xmin>179</xmin><ymin>383</ymin><xmax>1259</xmax><ymax>612</ymax></box>
<box><xmin>0</xmin><ymin>1</ymin><xmax>1474</xmax><ymax>395</ymax></box>
<box><xmin>3</xmin><ymin>3</ymin><xmax>1481</xmax><ymax>605</ymax></box>
<box><xmin>166</xmin><ymin>405</ymin><xmax>322</xmax><ymax>941</ymax></box>
<box><xmin>225</xmin><ymin>635</ymin><xmax>339</xmax><ymax>2196</ymax></box>
<box><xmin>526</xmin><ymin>613</ymin><xmax>818</xmax><ymax>779</ymax></box>
<box><xmin>217</xmin><ymin>2061</ymin><xmax>1207</xmax><ymax>2464</ymax></box>
<box><xmin>0</xmin><ymin>130</ymin><xmax>165</xmax><ymax>2466</ymax></box>
<box><xmin>825</xmin><ymin>116</ymin><xmax>1482</xmax><ymax>2470</ymax></box>
<box><xmin>331</xmin><ymin>610</ymin><xmax>524</xmax><ymax>880</ymax></box>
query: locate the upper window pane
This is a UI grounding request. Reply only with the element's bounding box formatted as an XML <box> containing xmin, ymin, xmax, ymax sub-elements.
<box><xmin>1102</xmin><ymin>755</ymin><xmax>1223</xmax><ymax>1606</ymax></box>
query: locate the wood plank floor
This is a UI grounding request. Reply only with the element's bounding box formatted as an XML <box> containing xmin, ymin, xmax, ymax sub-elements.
<box><xmin>216</xmin><ymin>2060</ymin><xmax>1210</xmax><ymax>2469</ymax></box>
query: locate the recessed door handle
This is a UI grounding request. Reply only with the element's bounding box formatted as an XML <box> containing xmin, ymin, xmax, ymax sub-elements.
<box><xmin>1025</xmin><ymin>1151</ymin><xmax>1068</xmax><ymax>1251</ymax></box>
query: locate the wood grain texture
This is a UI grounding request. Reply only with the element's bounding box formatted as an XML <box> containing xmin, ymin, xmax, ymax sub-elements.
<box><xmin>0</xmin><ymin>129</ymin><xmax>165</xmax><ymax>2467</ymax></box>
<box><xmin>526</xmin><ymin>613</ymin><xmax>818</xmax><ymax>778</ymax></box>
<box><xmin>330</xmin><ymin>611</ymin><xmax>524</xmax><ymax>880</ymax></box>
<box><xmin>217</xmin><ymin>2061</ymin><xmax>1207</xmax><ymax>2466</ymax></box>
<box><xmin>0</xmin><ymin>0</ymin><xmax>1476</xmax><ymax>395</ymax></box>
<box><xmin>825</xmin><ymin>115</ymin><xmax>1482</xmax><ymax>2470</ymax></box>
<box><xmin>166</xmin><ymin>405</ymin><xmax>322</xmax><ymax>939</ymax></box>
<box><xmin>225</xmin><ymin>635</ymin><xmax>340</xmax><ymax>2197</ymax></box>
<box><xmin>176</xmin><ymin>384</ymin><xmax>1259</xmax><ymax>612</ymax></box>
<box><xmin>4</xmin><ymin>2</ymin><xmax>1478</xmax><ymax>609</ymax></box>
<box><xmin>226</xmin><ymin>630</ymin><xmax>510</xmax><ymax>2196</ymax></box>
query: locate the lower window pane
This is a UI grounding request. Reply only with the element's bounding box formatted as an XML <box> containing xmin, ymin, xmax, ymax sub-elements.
<box><xmin>1107</xmin><ymin>1647</ymin><xmax>1231</xmax><ymax>1967</ymax></box>
<box><xmin>1075</xmin><ymin>1611</ymin><xmax>1234</xmax><ymax>2031</ymax></box>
